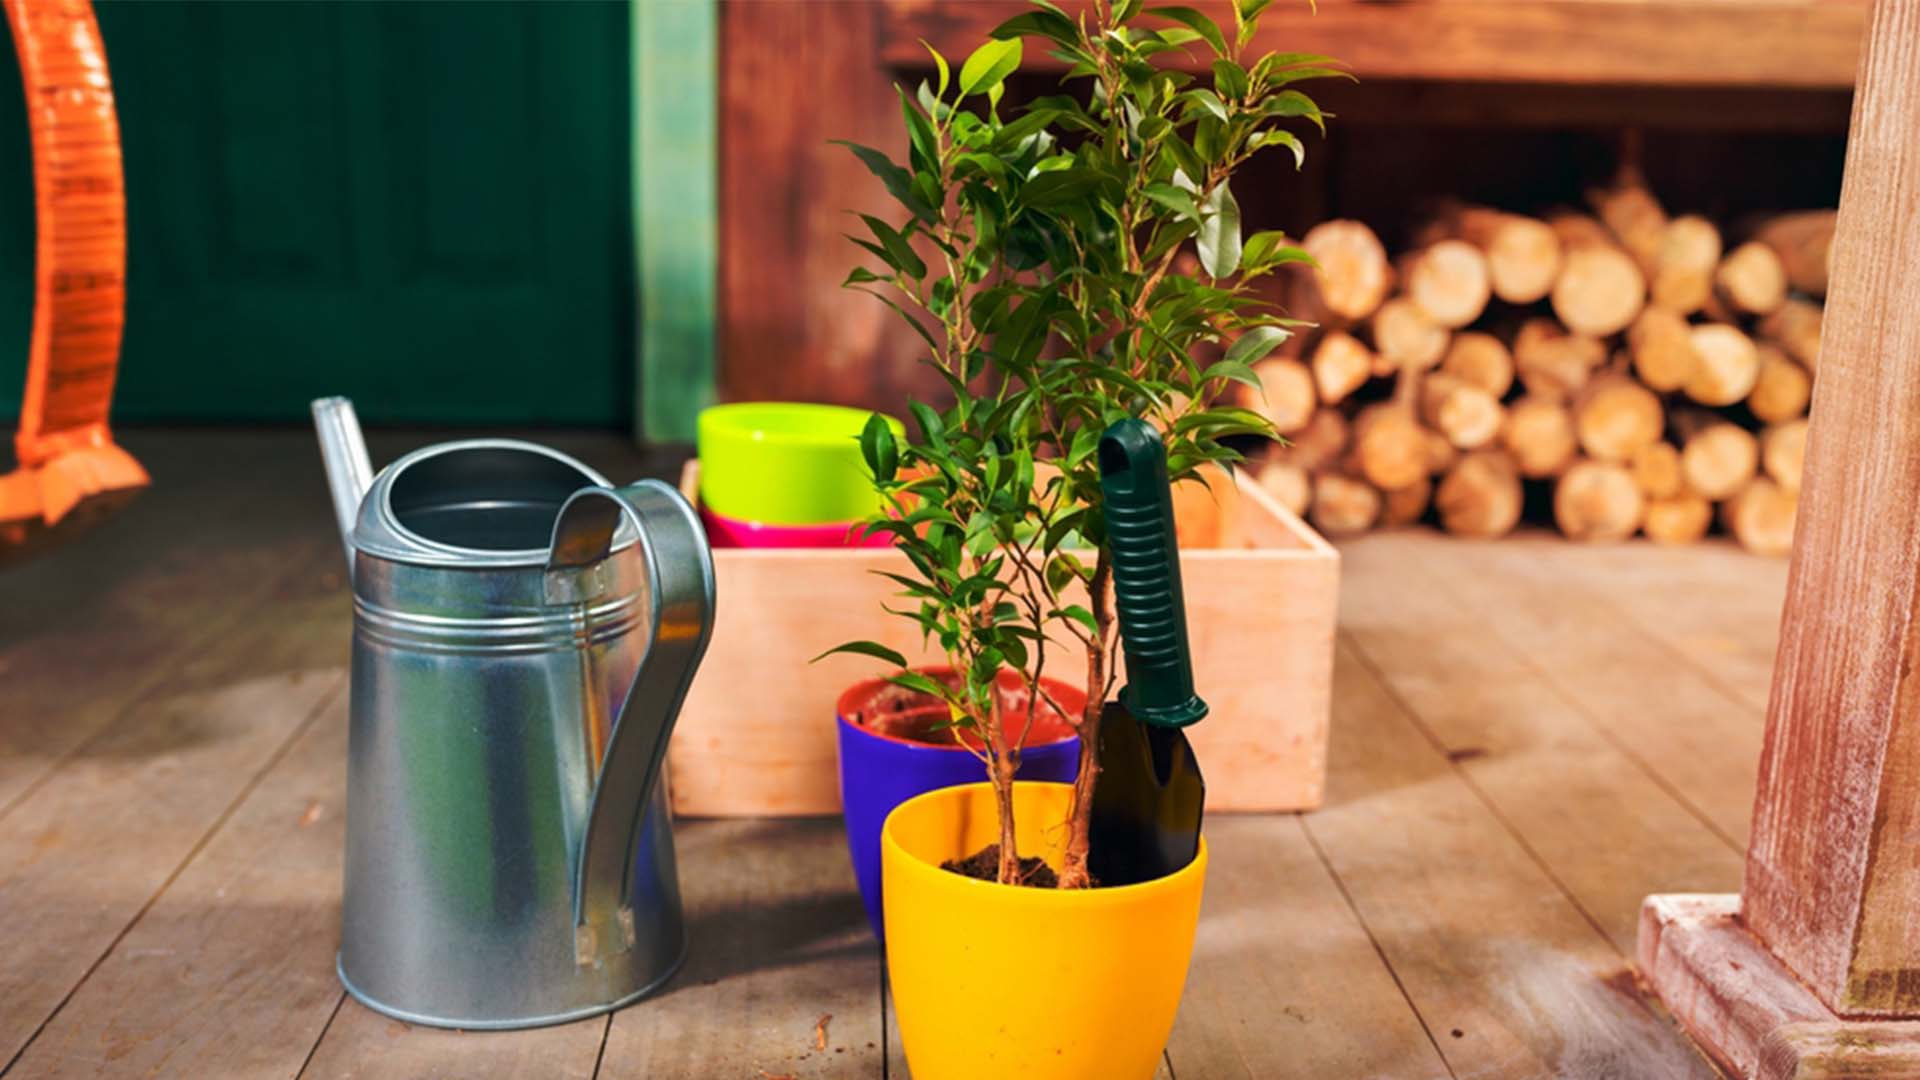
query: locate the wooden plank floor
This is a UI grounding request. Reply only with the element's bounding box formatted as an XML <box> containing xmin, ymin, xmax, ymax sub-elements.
<box><xmin>0</xmin><ymin>429</ymin><xmax>1789</xmax><ymax>1079</ymax></box>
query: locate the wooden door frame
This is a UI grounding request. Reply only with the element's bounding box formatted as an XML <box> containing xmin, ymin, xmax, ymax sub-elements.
<box><xmin>634</xmin><ymin>0</ymin><xmax>717</xmax><ymax>444</ymax></box>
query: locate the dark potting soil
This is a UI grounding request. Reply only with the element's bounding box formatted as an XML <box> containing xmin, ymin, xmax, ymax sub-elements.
<box><xmin>941</xmin><ymin>844</ymin><xmax>1060</xmax><ymax>888</ymax></box>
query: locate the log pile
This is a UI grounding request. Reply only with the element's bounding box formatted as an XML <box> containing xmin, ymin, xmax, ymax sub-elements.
<box><xmin>1243</xmin><ymin>180</ymin><xmax>1832</xmax><ymax>556</ymax></box>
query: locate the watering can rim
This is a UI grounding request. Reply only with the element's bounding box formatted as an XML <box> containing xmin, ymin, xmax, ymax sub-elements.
<box><xmin>355</xmin><ymin>437</ymin><xmax>640</xmax><ymax>571</ymax></box>
<box><xmin>314</xmin><ymin>396</ymin><xmax>641</xmax><ymax>572</ymax></box>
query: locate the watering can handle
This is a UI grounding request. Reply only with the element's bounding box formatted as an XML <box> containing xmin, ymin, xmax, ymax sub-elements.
<box><xmin>545</xmin><ymin>478</ymin><xmax>715</xmax><ymax>964</ymax></box>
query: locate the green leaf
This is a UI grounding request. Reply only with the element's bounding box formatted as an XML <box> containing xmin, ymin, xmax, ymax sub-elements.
<box><xmin>1197</xmin><ymin>181</ymin><xmax>1241</xmax><ymax>278</ymax></box>
<box><xmin>833</xmin><ymin>139</ymin><xmax>936</xmax><ymax>222</ymax></box>
<box><xmin>922</xmin><ymin>39</ymin><xmax>950</xmax><ymax>98</ymax></box>
<box><xmin>1019</xmin><ymin>167</ymin><xmax>1107</xmax><ymax>209</ymax></box>
<box><xmin>1224</xmin><ymin>325</ymin><xmax>1288</xmax><ymax>367</ymax></box>
<box><xmin>811</xmin><ymin>640</ymin><xmax>909</xmax><ymax>667</ymax></box>
<box><xmin>887</xmin><ymin>670</ymin><xmax>952</xmax><ymax>700</ymax></box>
<box><xmin>908</xmin><ymin>400</ymin><xmax>946</xmax><ymax>448</ymax></box>
<box><xmin>958</xmin><ymin>36</ymin><xmax>1023</xmax><ymax>97</ymax></box>
<box><xmin>1198</xmin><ymin>356</ymin><xmax>1264</xmax><ymax>390</ymax></box>
<box><xmin>1242</xmin><ymin>229</ymin><xmax>1315</xmax><ymax>272</ymax></box>
<box><xmin>860</xmin><ymin>412</ymin><xmax>900</xmax><ymax>483</ymax></box>
<box><xmin>1261</xmin><ymin>89</ymin><xmax>1326</xmax><ymax>133</ymax></box>
<box><xmin>1211</xmin><ymin>58</ymin><xmax>1249</xmax><ymax>100</ymax></box>
<box><xmin>1056</xmin><ymin>604</ymin><xmax>1099</xmax><ymax>635</ymax></box>
<box><xmin>1144</xmin><ymin>6</ymin><xmax>1227</xmax><ymax>56</ymax></box>
<box><xmin>897</xmin><ymin>86</ymin><xmax>940</xmax><ymax>173</ymax></box>
<box><xmin>989</xmin><ymin>9</ymin><xmax>1079</xmax><ymax>46</ymax></box>
<box><xmin>858</xmin><ymin>213</ymin><xmax>927</xmax><ymax>278</ymax></box>
<box><xmin>1142</xmin><ymin>181</ymin><xmax>1199</xmax><ymax>221</ymax></box>
<box><xmin>1178</xmin><ymin>88</ymin><xmax>1230</xmax><ymax>123</ymax></box>
<box><xmin>1249</xmin><ymin>129</ymin><xmax>1305</xmax><ymax>169</ymax></box>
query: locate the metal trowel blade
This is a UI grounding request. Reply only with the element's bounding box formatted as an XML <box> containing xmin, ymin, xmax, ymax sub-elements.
<box><xmin>1087</xmin><ymin>701</ymin><xmax>1205</xmax><ymax>887</ymax></box>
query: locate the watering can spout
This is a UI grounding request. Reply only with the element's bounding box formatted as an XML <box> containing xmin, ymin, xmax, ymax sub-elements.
<box><xmin>311</xmin><ymin>396</ymin><xmax>374</xmax><ymax>574</ymax></box>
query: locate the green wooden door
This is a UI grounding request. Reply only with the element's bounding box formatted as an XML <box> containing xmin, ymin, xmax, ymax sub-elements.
<box><xmin>0</xmin><ymin>1</ymin><xmax>633</xmax><ymax>427</ymax></box>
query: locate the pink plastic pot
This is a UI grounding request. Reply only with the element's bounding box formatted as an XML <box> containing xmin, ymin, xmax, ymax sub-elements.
<box><xmin>699</xmin><ymin>504</ymin><xmax>893</xmax><ymax>549</ymax></box>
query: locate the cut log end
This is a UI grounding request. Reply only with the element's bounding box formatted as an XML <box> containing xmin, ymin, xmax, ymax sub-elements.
<box><xmin>1762</xmin><ymin>419</ymin><xmax>1808</xmax><ymax>492</ymax></box>
<box><xmin>1649</xmin><ymin>215</ymin><xmax>1722</xmax><ymax>315</ymax></box>
<box><xmin>1309</xmin><ymin>473</ymin><xmax>1382</xmax><ymax>537</ymax></box>
<box><xmin>1554</xmin><ymin>460</ymin><xmax>1645</xmax><ymax>542</ymax></box>
<box><xmin>1684</xmin><ymin>324</ymin><xmax>1761</xmax><ymax>407</ymax></box>
<box><xmin>1436</xmin><ymin>450</ymin><xmax>1523</xmax><ymax>539</ymax></box>
<box><xmin>1354</xmin><ymin>403</ymin><xmax>1432</xmax><ymax>491</ymax></box>
<box><xmin>1628</xmin><ymin>307</ymin><xmax>1700</xmax><ymax>393</ymax></box>
<box><xmin>1630</xmin><ymin>441</ymin><xmax>1685</xmax><ymax>500</ymax></box>
<box><xmin>1255</xmin><ymin>460</ymin><xmax>1312</xmax><ymax>517</ymax></box>
<box><xmin>1310</xmin><ymin>331</ymin><xmax>1375</xmax><ymax>406</ymax></box>
<box><xmin>1440</xmin><ymin>331</ymin><xmax>1515</xmax><ymax>398</ymax></box>
<box><xmin>1372</xmin><ymin>298</ymin><xmax>1449</xmax><ymax>374</ymax></box>
<box><xmin>1749</xmin><ymin>346</ymin><xmax>1812</xmax><ymax>424</ymax></box>
<box><xmin>1716</xmin><ymin>241</ymin><xmax>1788</xmax><ymax>316</ymax></box>
<box><xmin>1643</xmin><ymin>494</ymin><xmax>1712</xmax><ymax>545</ymax></box>
<box><xmin>1421</xmin><ymin>373</ymin><xmax>1505</xmax><ymax>451</ymax></box>
<box><xmin>1514</xmin><ymin>318</ymin><xmax>1605</xmax><ymax>401</ymax></box>
<box><xmin>1380</xmin><ymin>476</ymin><xmax>1433</xmax><ymax>529</ymax></box>
<box><xmin>1502</xmin><ymin>395</ymin><xmax>1578</xmax><ymax>479</ymax></box>
<box><xmin>1301</xmin><ymin>219</ymin><xmax>1392</xmax><ymax>322</ymax></box>
<box><xmin>1406</xmin><ymin>240</ymin><xmax>1491</xmax><ymax>329</ymax></box>
<box><xmin>1681</xmin><ymin>422</ymin><xmax>1760</xmax><ymax>501</ymax></box>
<box><xmin>1274</xmin><ymin>408</ymin><xmax>1350</xmax><ymax>474</ymax></box>
<box><xmin>1461</xmin><ymin>210</ymin><xmax>1561</xmax><ymax>304</ymax></box>
<box><xmin>1552</xmin><ymin>246</ymin><xmax>1646</xmax><ymax>338</ymax></box>
<box><xmin>1725</xmin><ymin>478</ymin><xmax>1798</xmax><ymax>557</ymax></box>
<box><xmin>1245</xmin><ymin>357</ymin><xmax>1318</xmax><ymax>435</ymax></box>
<box><xmin>1575</xmin><ymin>374</ymin><xmax>1664</xmax><ymax>464</ymax></box>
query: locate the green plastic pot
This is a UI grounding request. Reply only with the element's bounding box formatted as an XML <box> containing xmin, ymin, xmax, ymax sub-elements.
<box><xmin>696</xmin><ymin>402</ymin><xmax>904</xmax><ymax>526</ymax></box>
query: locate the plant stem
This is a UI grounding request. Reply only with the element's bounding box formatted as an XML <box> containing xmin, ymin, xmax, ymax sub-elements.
<box><xmin>987</xmin><ymin>687</ymin><xmax>1022</xmax><ymax>884</ymax></box>
<box><xmin>1056</xmin><ymin>553</ymin><xmax>1113</xmax><ymax>889</ymax></box>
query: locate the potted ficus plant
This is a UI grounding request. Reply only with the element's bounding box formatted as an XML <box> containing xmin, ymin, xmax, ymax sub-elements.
<box><xmin>819</xmin><ymin>0</ymin><xmax>1340</xmax><ymax>1075</ymax></box>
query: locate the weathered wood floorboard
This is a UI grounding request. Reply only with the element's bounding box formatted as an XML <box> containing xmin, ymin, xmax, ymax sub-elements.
<box><xmin>302</xmin><ymin>1004</ymin><xmax>608</xmax><ymax>1080</ymax></box>
<box><xmin>0</xmin><ymin>432</ymin><xmax>343</xmax><ymax>819</ymax></box>
<box><xmin>0</xmin><ymin>541</ymin><xmax>348</xmax><ymax>1070</ymax></box>
<box><xmin>1541</xmin><ymin>538</ymin><xmax>1787</xmax><ymax>713</ymax></box>
<box><xmin>8</xmin><ymin>691</ymin><xmax>350</xmax><ymax>1077</ymax></box>
<box><xmin>1166</xmin><ymin>815</ymin><xmax>1449</xmax><ymax>1079</ymax></box>
<box><xmin>1387</xmin><ymin>534</ymin><xmax>1765</xmax><ymax>847</ymax></box>
<box><xmin>597</xmin><ymin>819</ymin><xmax>884</xmax><ymax>1080</ymax></box>
<box><xmin>1339</xmin><ymin>534</ymin><xmax>1747</xmax><ymax>953</ymax></box>
<box><xmin>1307</xmin><ymin>638</ymin><xmax>1719</xmax><ymax>1079</ymax></box>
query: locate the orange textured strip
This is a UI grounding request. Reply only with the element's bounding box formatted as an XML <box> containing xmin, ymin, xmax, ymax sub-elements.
<box><xmin>6</xmin><ymin>0</ymin><xmax>127</xmax><ymax>467</ymax></box>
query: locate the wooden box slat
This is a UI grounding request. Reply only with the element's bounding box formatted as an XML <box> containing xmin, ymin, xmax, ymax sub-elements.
<box><xmin>669</xmin><ymin>461</ymin><xmax>1337</xmax><ymax>816</ymax></box>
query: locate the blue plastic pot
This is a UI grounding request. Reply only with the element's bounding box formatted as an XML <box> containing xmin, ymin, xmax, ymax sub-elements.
<box><xmin>835</xmin><ymin>668</ymin><xmax>1083</xmax><ymax>939</ymax></box>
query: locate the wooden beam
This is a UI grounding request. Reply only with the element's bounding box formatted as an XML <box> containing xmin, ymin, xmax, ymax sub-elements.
<box><xmin>1742</xmin><ymin>0</ymin><xmax>1920</xmax><ymax>1018</ymax></box>
<box><xmin>881</xmin><ymin>0</ymin><xmax>1868</xmax><ymax>90</ymax></box>
<box><xmin>716</xmin><ymin>1</ymin><xmax>946</xmax><ymax>417</ymax></box>
<box><xmin>635</xmin><ymin>0</ymin><xmax>717</xmax><ymax>444</ymax></box>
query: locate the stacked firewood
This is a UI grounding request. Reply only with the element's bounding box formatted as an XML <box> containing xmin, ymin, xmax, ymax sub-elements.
<box><xmin>1241</xmin><ymin>177</ymin><xmax>1831</xmax><ymax>556</ymax></box>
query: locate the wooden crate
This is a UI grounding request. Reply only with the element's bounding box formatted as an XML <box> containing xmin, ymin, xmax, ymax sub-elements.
<box><xmin>668</xmin><ymin>460</ymin><xmax>1338</xmax><ymax>816</ymax></box>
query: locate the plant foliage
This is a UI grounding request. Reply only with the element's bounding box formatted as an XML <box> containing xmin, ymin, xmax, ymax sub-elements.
<box><xmin>822</xmin><ymin>0</ymin><xmax>1344</xmax><ymax>886</ymax></box>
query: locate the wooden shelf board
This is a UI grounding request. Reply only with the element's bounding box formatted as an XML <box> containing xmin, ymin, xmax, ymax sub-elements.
<box><xmin>880</xmin><ymin>0</ymin><xmax>1868</xmax><ymax>90</ymax></box>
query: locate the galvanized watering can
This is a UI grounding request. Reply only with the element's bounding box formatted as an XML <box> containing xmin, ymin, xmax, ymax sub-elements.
<box><xmin>311</xmin><ymin>397</ymin><xmax>714</xmax><ymax>1029</ymax></box>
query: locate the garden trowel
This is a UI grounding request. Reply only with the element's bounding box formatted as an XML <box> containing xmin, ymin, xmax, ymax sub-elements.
<box><xmin>1087</xmin><ymin>419</ymin><xmax>1209</xmax><ymax>888</ymax></box>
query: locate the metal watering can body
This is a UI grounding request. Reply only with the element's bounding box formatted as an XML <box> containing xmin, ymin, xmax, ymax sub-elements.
<box><xmin>312</xmin><ymin>398</ymin><xmax>714</xmax><ymax>1029</ymax></box>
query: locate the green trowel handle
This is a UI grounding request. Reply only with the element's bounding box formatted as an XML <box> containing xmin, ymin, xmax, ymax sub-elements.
<box><xmin>1098</xmin><ymin>418</ymin><xmax>1208</xmax><ymax>729</ymax></box>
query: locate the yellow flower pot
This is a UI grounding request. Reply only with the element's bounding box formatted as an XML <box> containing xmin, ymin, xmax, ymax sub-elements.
<box><xmin>881</xmin><ymin>781</ymin><xmax>1208</xmax><ymax>1080</ymax></box>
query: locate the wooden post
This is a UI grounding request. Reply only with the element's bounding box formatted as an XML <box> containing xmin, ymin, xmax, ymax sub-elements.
<box><xmin>1745</xmin><ymin>0</ymin><xmax>1920</xmax><ymax>1015</ymax></box>
<box><xmin>1637</xmin><ymin>4</ymin><xmax>1920</xmax><ymax>1076</ymax></box>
